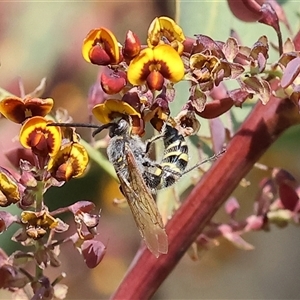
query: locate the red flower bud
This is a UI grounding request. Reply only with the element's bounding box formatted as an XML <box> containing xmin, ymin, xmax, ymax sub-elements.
<box><xmin>100</xmin><ymin>70</ymin><xmax>127</xmax><ymax>95</ymax></box>
<box><xmin>123</xmin><ymin>30</ymin><xmax>141</xmax><ymax>60</ymax></box>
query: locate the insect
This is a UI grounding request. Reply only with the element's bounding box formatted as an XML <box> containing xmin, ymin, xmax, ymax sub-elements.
<box><xmin>50</xmin><ymin>119</ymin><xmax>168</xmax><ymax>257</ymax></box>
<box><xmin>105</xmin><ymin>119</ymin><xmax>168</xmax><ymax>257</ymax></box>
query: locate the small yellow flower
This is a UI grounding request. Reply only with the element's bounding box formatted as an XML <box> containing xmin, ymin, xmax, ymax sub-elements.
<box><xmin>127</xmin><ymin>44</ymin><xmax>184</xmax><ymax>91</ymax></box>
<box><xmin>0</xmin><ymin>96</ymin><xmax>53</xmax><ymax>124</ymax></box>
<box><xmin>21</xmin><ymin>210</ymin><xmax>59</xmax><ymax>229</ymax></box>
<box><xmin>147</xmin><ymin>16</ymin><xmax>185</xmax><ymax>54</ymax></box>
<box><xmin>48</xmin><ymin>142</ymin><xmax>89</xmax><ymax>181</ymax></box>
<box><xmin>19</xmin><ymin>116</ymin><xmax>62</xmax><ymax>158</ymax></box>
<box><xmin>0</xmin><ymin>167</ymin><xmax>20</xmax><ymax>207</ymax></box>
<box><xmin>21</xmin><ymin>210</ymin><xmax>69</xmax><ymax>239</ymax></box>
<box><xmin>92</xmin><ymin>99</ymin><xmax>141</xmax><ymax>124</ymax></box>
<box><xmin>82</xmin><ymin>27</ymin><xmax>121</xmax><ymax>65</ymax></box>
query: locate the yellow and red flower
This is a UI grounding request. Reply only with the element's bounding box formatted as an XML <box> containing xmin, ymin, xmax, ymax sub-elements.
<box><xmin>100</xmin><ymin>70</ymin><xmax>127</xmax><ymax>95</ymax></box>
<box><xmin>21</xmin><ymin>210</ymin><xmax>69</xmax><ymax>239</ymax></box>
<box><xmin>147</xmin><ymin>16</ymin><xmax>185</xmax><ymax>54</ymax></box>
<box><xmin>19</xmin><ymin>116</ymin><xmax>62</xmax><ymax>158</ymax></box>
<box><xmin>47</xmin><ymin>142</ymin><xmax>89</xmax><ymax>182</ymax></box>
<box><xmin>123</xmin><ymin>30</ymin><xmax>141</xmax><ymax>61</ymax></box>
<box><xmin>0</xmin><ymin>167</ymin><xmax>21</xmax><ymax>207</ymax></box>
<box><xmin>92</xmin><ymin>98</ymin><xmax>140</xmax><ymax>124</ymax></box>
<box><xmin>92</xmin><ymin>98</ymin><xmax>144</xmax><ymax>135</ymax></box>
<box><xmin>127</xmin><ymin>44</ymin><xmax>184</xmax><ymax>91</ymax></box>
<box><xmin>82</xmin><ymin>27</ymin><xmax>122</xmax><ymax>65</ymax></box>
<box><xmin>0</xmin><ymin>96</ymin><xmax>53</xmax><ymax>124</ymax></box>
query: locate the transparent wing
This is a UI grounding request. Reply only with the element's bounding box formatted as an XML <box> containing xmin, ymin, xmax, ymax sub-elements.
<box><xmin>117</xmin><ymin>145</ymin><xmax>168</xmax><ymax>257</ymax></box>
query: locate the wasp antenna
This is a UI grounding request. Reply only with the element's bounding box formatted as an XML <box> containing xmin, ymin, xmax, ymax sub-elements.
<box><xmin>47</xmin><ymin>122</ymin><xmax>117</xmax><ymax>137</ymax></box>
<box><xmin>47</xmin><ymin>122</ymin><xmax>101</xmax><ymax>129</ymax></box>
<box><xmin>92</xmin><ymin>123</ymin><xmax>116</xmax><ymax>137</ymax></box>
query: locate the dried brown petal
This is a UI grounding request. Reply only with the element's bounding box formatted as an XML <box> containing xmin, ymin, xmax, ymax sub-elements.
<box><xmin>281</xmin><ymin>57</ymin><xmax>300</xmax><ymax>89</ymax></box>
<box><xmin>243</xmin><ymin>76</ymin><xmax>271</xmax><ymax>104</ymax></box>
<box><xmin>0</xmin><ymin>211</ymin><xmax>18</xmax><ymax>233</ymax></box>
<box><xmin>81</xmin><ymin>239</ymin><xmax>106</xmax><ymax>268</ymax></box>
<box><xmin>68</xmin><ymin>201</ymin><xmax>96</xmax><ymax>215</ymax></box>
<box><xmin>223</xmin><ymin>37</ymin><xmax>239</xmax><ymax>62</ymax></box>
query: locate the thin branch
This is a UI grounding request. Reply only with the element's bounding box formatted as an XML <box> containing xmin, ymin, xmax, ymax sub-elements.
<box><xmin>111</xmin><ymin>82</ymin><xmax>300</xmax><ymax>299</ymax></box>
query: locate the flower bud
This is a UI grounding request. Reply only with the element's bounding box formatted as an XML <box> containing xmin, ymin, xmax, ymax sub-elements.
<box><xmin>123</xmin><ymin>30</ymin><xmax>141</xmax><ymax>60</ymax></box>
<box><xmin>100</xmin><ymin>70</ymin><xmax>127</xmax><ymax>95</ymax></box>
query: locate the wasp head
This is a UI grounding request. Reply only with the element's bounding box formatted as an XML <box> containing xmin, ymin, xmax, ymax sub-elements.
<box><xmin>108</xmin><ymin>118</ymin><xmax>132</xmax><ymax>138</ymax></box>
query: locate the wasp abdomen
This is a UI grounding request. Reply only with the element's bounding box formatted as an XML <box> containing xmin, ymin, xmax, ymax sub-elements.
<box><xmin>143</xmin><ymin>125</ymin><xmax>189</xmax><ymax>191</ymax></box>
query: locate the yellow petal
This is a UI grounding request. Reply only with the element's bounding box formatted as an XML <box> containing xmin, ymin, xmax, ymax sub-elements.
<box><xmin>92</xmin><ymin>99</ymin><xmax>140</xmax><ymax>124</ymax></box>
<box><xmin>147</xmin><ymin>16</ymin><xmax>185</xmax><ymax>49</ymax></box>
<box><xmin>153</xmin><ymin>45</ymin><xmax>184</xmax><ymax>82</ymax></box>
<box><xmin>48</xmin><ymin>142</ymin><xmax>89</xmax><ymax>181</ymax></box>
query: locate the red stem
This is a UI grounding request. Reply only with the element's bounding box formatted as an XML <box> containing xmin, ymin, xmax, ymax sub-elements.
<box><xmin>111</xmin><ymin>88</ymin><xmax>300</xmax><ymax>299</ymax></box>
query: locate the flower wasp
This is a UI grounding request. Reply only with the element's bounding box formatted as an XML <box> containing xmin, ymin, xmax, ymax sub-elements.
<box><xmin>102</xmin><ymin>118</ymin><xmax>168</xmax><ymax>257</ymax></box>
<box><xmin>49</xmin><ymin>118</ymin><xmax>168</xmax><ymax>257</ymax></box>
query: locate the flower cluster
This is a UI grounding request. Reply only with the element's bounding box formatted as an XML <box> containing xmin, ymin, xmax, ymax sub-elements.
<box><xmin>1</xmin><ymin>8</ymin><xmax>300</xmax><ymax>298</ymax></box>
<box><xmin>0</xmin><ymin>90</ymin><xmax>104</xmax><ymax>299</ymax></box>
<box><xmin>79</xmin><ymin>13</ymin><xmax>300</xmax><ymax>262</ymax></box>
<box><xmin>81</xmin><ymin>14</ymin><xmax>300</xmax><ymax>139</ymax></box>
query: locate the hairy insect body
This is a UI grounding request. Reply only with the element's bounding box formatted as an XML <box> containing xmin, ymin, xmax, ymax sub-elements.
<box><xmin>106</xmin><ymin>120</ymin><xmax>168</xmax><ymax>257</ymax></box>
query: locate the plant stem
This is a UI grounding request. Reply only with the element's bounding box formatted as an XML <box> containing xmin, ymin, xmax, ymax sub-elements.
<box><xmin>111</xmin><ymin>82</ymin><xmax>300</xmax><ymax>299</ymax></box>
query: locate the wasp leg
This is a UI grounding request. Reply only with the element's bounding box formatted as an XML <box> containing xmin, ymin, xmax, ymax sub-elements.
<box><xmin>144</xmin><ymin>121</ymin><xmax>170</xmax><ymax>154</ymax></box>
<box><xmin>144</xmin><ymin>134</ymin><xmax>165</xmax><ymax>155</ymax></box>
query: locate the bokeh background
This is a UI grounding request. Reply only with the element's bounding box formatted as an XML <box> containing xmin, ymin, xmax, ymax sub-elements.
<box><xmin>1</xmin><ymin>1</ymin><xmax>300</xmax><ymax>299</ymax></box>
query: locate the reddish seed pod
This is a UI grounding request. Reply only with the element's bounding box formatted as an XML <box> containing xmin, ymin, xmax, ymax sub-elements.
<box><xmin>227</xmin><ymin>0</ymin><xmax>264</xmax><ymax>22</ymax></box>
<box><xmin>197</xmin><ymin>97</ymin><xmax>234</xmax><ymax>119</ymax></box>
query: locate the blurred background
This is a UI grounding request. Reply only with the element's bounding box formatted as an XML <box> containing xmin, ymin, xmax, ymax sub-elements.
<box><xmin>1</xmin><ymin>1</ymin><xmax>300</xmax><ymax>299</ymax></box>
